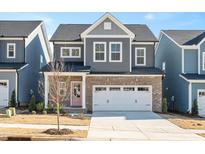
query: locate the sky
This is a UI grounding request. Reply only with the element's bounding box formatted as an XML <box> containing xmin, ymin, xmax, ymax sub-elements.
<box><xmin>0</xmin><ymin>12</ymin><xmax>205</xmax><ymax>39</ymax></box>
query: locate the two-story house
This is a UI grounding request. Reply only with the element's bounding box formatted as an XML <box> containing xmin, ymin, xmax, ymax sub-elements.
<box><xmin>0</xmin><ymin>21</ymin><xmax>51</xmax><ymax>107</ymax></box>
<box><xmin>156</xmin><ymin>30</ymin><xmax>205</xmax><ymax>117</ymax></box>
<box><xmin>43</xmin><ymin>13</ymin><xmax>162</xmax><ymax>113</ymax></box>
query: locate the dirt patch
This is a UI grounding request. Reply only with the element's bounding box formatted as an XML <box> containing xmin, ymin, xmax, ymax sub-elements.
<box><xmin>43</xmin><ymin>128</ymin><xmax>73</xmax><ymax>135</ymax></box>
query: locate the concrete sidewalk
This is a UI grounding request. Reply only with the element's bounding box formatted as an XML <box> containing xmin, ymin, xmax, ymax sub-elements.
<box><xmin>87</xmin><ymin>112</ymin><xmax>205</xmax><ymax>141</ymax></box>
<box><xmin>0</xmin><ymin>123</ymin><xmax>88</xmax><ymax>130</ymax></box>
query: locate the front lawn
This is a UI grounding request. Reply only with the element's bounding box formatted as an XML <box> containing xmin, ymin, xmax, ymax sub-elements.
<box><xmin>159</xmin><ymin>113</ymin><xmax>205</xmax><ymax>129</ymax></box>
<box><xmin>0</xmin><ymin>114</ymin><xmax>90</xmax><ymax>126</ymax></box>
<box><xmin>0</xmin><ymin>128</ymin><xmax>87</xmax><ymax>141</ymax></box>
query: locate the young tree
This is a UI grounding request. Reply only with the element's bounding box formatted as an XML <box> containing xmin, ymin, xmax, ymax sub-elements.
<box><xmin>9</xmin><ymin>90</ymin><xmax>16</xmax><ymax>107</ymax></box>
<box><xmin>39</xmin><ymin>60</ymin><xmax>70</xmax><ymax>131</ymax></box>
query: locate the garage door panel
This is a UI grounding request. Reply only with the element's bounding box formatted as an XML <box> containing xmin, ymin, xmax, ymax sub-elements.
<box><xmin>0</xmin><ymin>81</ymin><xmax>9</xmax><ymax>107</ymax></box>
<box><xmin>93</xmin><ymin>85</ymin><xmax>152</xmax><ymax>111</ymax></box>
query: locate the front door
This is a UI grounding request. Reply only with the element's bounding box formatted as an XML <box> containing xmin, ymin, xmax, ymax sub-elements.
<box><xmin>71</xmin><ymin>82</ymin><xmax>82</xmax><ymax>107</ymax></box>
<box><xmin>0</xmin><ymin>80</ymin><xmax>9</xmax><ymax>107</ymax></box>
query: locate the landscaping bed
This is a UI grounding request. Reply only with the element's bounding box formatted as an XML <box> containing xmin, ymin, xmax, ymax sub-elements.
<box><xmin>159</xmin><ymin>112</ymin><xmax>205</xmax><ymax>129</ymax></box>
<box><xmin>0</xmin><ymin>114</ymin><xmax>90</xmax><ymax>126</ymax></box>
<box><xmin>0</xmin><ymin>128</ymin><xmax>87</xmax><ymax>141</ymax></box>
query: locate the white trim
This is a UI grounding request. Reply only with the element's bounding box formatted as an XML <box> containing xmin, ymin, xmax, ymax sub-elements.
<box><xmin>7</xmin><ymin>43</ymin><xmax>16</xmax><ymax>58</ymax></box>
<box><xmin>198</xmin><ymin>46</ymin><xmax>201</xmax><ymax>74</ymax></box>
<box><xmin>54</xmin><ymin>42</ymin><xmax>84</xmax><ymax>45</ymax></box>
<box><xmin>104</xmin><ymin>22</ymin><xmax>111</xmax><ymax>30</ymax></box>
<box><xmin>81</xmin><ymin>13</ymin><xmax>135</xmax><ymax>39</ymax></box>
<box><xmin>88</xmin><ymin>74</ymin><xmax>162</xmax><ymax>77</ymax></box>
<box><xmin>0</xmin><ymin>80</ymin><xmax>9</xmax><ymax>107</ymax></box>
<box><xmin>109</xmin><ymin>42</ymin><xmax>122</xmax><ymax>62</ymax></box>
<box><xmin>15</xmin><ymin>72</ymin><xmax>18</xmax><ymax>103</ymax></box>
<box><xmin>0</xmin><ymin>70</ymin><xmax>16</xmax><ymax>72</ymax></box>
<box><xmin>93</xmin><ymin>42</ymin><xmax>106</xmax><ymax>62</ymax></box>
<box><xmin>70</xmin><ymin>81</ymin><xmax>83</xmax><ymax>107</ymax></box>
<box><xmin>0</xmin><ymin>38</ymin><xmax>23</xmax><ymax>40</ymax></box>
<box><xmin>60</xmin><ymin>47</ymin><xmax>81</xmax><ymax>58</ymax></box>
<box><xmin>182</xmin><ymin>48</ymin><xmax>184</xmax><ymax>73</ymax></box>
<box><xmin>132</xmin><ymin>42</ymin><xmax>155</xmax><ymax>45</ymax></box>
<box><xmin>202</xmin><ymin>52</ymin><xmax>205</xmax><ymax>71</ymax></box>
<box><xmin>44</xmin><ymin>72</ymin><xmax>88</xmax><ymax>76</ymax></box>
<box><xmin>188</xmin><ymin>82</ymin><xmax>192</xmax><ymax>113</ymax></box>
<box><xmin>179</xmin><ymin>74</ymin><xmax>205</xmax><ymax>83</ymax></box>
<box><xmin>197</xmin><ymin>37</ymin><xmax>205</xmax><ymax>46</ymax></box>
<box><xmin>135</xmin><ymin>47</ymin><xmax>146</xmax><ymax>66</ymax></box>
<box><xmin>129</xmin><ymin>38</ymin><xmax>132</xmax><ymax>72</ymax></box>
<box><xmin>84</xmin><ymin>35</ymin><xmax>131</xmax><ymax>38</ymax></box>
<box><xmin>160</xmin><ymin>31</ymin><xmax>181</xmax><ymax>48</ymax></box>
<box><xmin>44</xmin><ymin>74</ymin><xmax>48</xmax><ymax>108</ymax></box>
<box><xmin>84</xmin><ymin>38</ymin><xmax>86</xmax><ymax>66</ymax></box>
<box><xmin>82</xmin><ymin>75</ymin><xmax>86</xmax><ymax>109</ymax></box>
<box><xmin>17</xmin><ymin>64</ymin><xmax>29</xmax><ymax>71</ymax></box>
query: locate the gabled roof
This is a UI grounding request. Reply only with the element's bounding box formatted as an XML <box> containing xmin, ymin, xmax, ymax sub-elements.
<box><xmin>181</xmin><ymin>73</ymin><xmax>205</xmax><ymax>80</ymax></box>
<box><xmin>0</xmin><ymin>21</ymin><xmax>42</xmax><ymax>37</ymax></box>
<box><xmin>162</xmin><ymin>30</ymin><xmax>205</xmax><ymax>46</ymax></box>
<box><xmin>50</xmin><ymin>24</ymin><xmax>157</xmax><ymax>42</ymax></box>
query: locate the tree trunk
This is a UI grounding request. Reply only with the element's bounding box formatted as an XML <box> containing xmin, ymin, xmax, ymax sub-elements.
<box><xmin>57</xmin><ymin>103</ymin><xmax>60</xmax><ymax>131</ymax></box>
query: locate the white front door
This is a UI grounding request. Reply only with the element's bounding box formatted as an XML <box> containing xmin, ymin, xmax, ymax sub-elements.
<box><xmin>0</xmin><ymin>80</ymin><xmax>9</xmax><ymax>107</ymax></box>
<box><xmin>198</xmin><ymin>90</ymin><xmax>205</xmax><ymax>116</ymax></box>
<box><xmin>93</xmin><ymin>85</ymin><xmax>152</xmax><ymax>111</ymax></box>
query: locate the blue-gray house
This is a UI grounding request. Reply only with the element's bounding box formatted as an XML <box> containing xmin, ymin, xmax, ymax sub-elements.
<box><xmin>0</xmin><ymin>21</ymin><xmax>51</xmax><ymax>107</ymax></box>
<box><xmin>156</xmin><ymin>30</ymin><xmax>205</xmax><ymax>116</ymax></box>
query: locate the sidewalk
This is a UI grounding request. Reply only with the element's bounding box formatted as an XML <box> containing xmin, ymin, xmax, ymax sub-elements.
<box><xmin>0</xmin><ymin>123</ymin><xmax>89</xmax><ymax>130</ymax></box>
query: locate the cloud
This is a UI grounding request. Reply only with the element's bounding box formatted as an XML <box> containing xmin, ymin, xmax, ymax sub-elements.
<box><xmin>144</xmin><ymin>13</ymin><xmax>155</xmax><ymax>20</ymax></box>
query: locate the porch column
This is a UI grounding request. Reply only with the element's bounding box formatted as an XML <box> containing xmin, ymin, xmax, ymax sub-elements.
<box><xmin>82</xmin><ymin>75</ymin><xmax>86</xmax><ymax>109</ymax></box>
<box><xmin>44</xmin><ymin>74</ymin><xmax>48</xmax><ymax>108</ymax></box>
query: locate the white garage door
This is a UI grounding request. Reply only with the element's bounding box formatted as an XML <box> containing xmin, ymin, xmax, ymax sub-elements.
<box><xmin>0</xmin><ymin>80</ymin><xmax>9</xmax><ymax>107</ymax></box>
<box><xmin>93</xmin><ymin>85</ymin><xmax>152</xmax><ymax>111</ymax></box>
<box><xmin>198</xmin><ymin>90</ymin><xmax>205</xmax><ymax>116</ymax></box>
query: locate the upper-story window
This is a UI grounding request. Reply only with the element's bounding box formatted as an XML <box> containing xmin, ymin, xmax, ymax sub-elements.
<box><xmin>104</xmin><ymin>22</ymin><xmax>111</xmax><ymax>30</ymax></box>
<box><xmin>203</xmin><ymin>52</ymin><xmax>205</xmax><ymax>71</ymax></box>
<box><xmin>93</xmin><ymin>42</ymin><xmax>106</xmax><ymax>62</ymax></box>
<box><xmin>109</xmin><ymin>42</ymin><xmax>122</xmax><ymax>62</ymax></box>
<box><xmin>60</xmin><ymin>47</ymin><xmax>81</xmax><ymax>58</ymax></box>
<box><xmin>7</xmin><ymin>43</ymin><xmax>16</xmax><ymax>58</ymax></box>
<box><xmin>162</xmin><ymin>62</ymin><xmax>166</xmax><ymax>71</ymax></box>
<box><xmin>135</xmin><ymin>47</ymin><xmax>146</xmax><ymax>66</ymax></box>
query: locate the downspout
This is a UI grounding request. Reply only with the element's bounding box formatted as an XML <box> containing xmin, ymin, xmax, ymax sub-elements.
<box><xmin>23</xmin><ymin>37</ymin><xmax>26</xmax><ymax>63</ymax></box>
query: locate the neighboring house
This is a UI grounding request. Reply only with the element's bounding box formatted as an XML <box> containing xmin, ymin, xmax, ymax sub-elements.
<box><xmin>156</xmin><ymin>30</ymin><xmax>205</xmax><ymax>116</ymax></box>
<box><xmin>0</xmin><ymin>21</ymin><xmax>51</xmax><ymax>107</ymax></box>
<box><xmin>43</xmin><ymin>13</ymin><xmax>162</xmax><ymax>112</ymax></box>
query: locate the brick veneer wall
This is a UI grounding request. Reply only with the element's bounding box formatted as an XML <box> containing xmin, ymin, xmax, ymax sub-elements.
<box><xmin>86</xmin><ymin>76</ymin><xmax>162</xmax><ymax>112</ymax></box>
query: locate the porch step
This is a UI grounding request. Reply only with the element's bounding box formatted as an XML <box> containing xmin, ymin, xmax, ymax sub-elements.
<box><xmin>62</xmin><ymin>108</ymin><xmax>86</xmax><ymax>113</ymax></box>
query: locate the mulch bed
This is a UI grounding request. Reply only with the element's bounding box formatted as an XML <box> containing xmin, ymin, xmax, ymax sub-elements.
<box><xmin>43</xmin><ymin>128</ymin><xmax>74</xmax><ymax>135</ymax></box>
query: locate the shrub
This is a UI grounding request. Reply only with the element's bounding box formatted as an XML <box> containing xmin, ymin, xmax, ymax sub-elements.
<box><xmin>29</xmin><ymin>95</ymin><xmax>36</xmax><ymax>112</ymax></box>
<box><xmin>47</xmin><ymin>102</ymin><xmax>62</xmax><ymax>113</ymax></box>
<box><xmin>32</xmin><ymin>111</ymin><xmax>36</xmax><ymax>114</ymax></box>
<box><xmin>191</xmin><ymin>99</ymin><xmax>198</xmax><ymax>116</ymax></box>
<box><xmin>162</xmin><ymin>98</ymin><xmax>168</xmax><ymax>113</ymax></box>
<box><xmin>36</xmin><ymin>102</ymin><xmax>45</xmax><ymax>113</ymax></box>
<box><xmin>42</xmin><ymin>110</ymin><xmax>47</xmax><ymax>114</ymax></box>
<box><xmin>9</xmin><ymin>90</ymin><xmax>16</xmax><ymax>107</ymax></box>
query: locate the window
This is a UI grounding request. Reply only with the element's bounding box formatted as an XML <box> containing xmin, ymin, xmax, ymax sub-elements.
<box><xmin>95</xmin><ymin>87</ymin><xmax>106</xmax><ymax>92</ymax></box>
<box><xmin>104</xmin><ymin>22</ymin><xmax>111</xmax><ymax>30</ymax></box>
<box><xmin>93</xmin><ymin>42</ymin><xmax>106</xmax><ymax>62</ymax></box>
<box><xmin>135</xmin><ymin>48</ymin><xmax>146</xmax><ymax>66</ymax></box>
<box><xmin>109</xmin><ymin>87</ymin><xmax>121</xmax><ymax>91</ymax></box>
<box><xmin>199</xmin><ymin>91</ymin><xmax>205</xmax><ymax>97</ymax></box>
<box><xmin>162</xmin><ymin>62</ymin><xmax>166</xmax><ymax>71</ymax></box>
<box><xmin>60</xmin><ymin>47</ymin><xmax>81</xmax><ymax>58</ymax></box>
<box><xmin>137</xmin><ymin>87</ymin><xmax>149</xmax><ymax>91</ymax></box>
<box><xmin>7</xmin><ymin>43</ymin><xmax>16</xmax><ymax>58</ymax></box>
<box><xmin>109</xmin><ymin>42</ymin><xmax>122</xmax><ymax>62</ymax></box>
<box><xmin>59</xmin><ymin>82</ymin><xmax>66</xmax><ymax>96</ymax></box>
<box><xmin>123</xmin><ymin>87</ymin><xmax>135</xmax><ymax>91</ymax></box>
<box><xmin>203</xmin><ymin>52</ymin><xmax>205</xmax><ymax>71</ymax></box>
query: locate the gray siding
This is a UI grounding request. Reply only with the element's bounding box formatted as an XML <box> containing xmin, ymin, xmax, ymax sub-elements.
<box><xmin>53</xmin><ymin>44</ymin><xmax>84</xmax><ymax>62</ymax></box>
<box><xmin>86</xmin><ymin>38</ymin><xmax>130</xmax><ymax>72</ymax></box>
<box><xmin>132</xmin><ymin>44</ymin><xmax>155</xmax><ymax>67</ymax></box>
<box><xmin>184</xmin><ymin>49</ymin><xmax>198</xmax><ymax>73</ymax></box>
<box><xmin>200</xmin><ymin>41</ymin><xmax>205</xmax><ymax>74</ymax></box>
<box><xmin>0</xmin><ymin>72</ymin><xmax>16</xmax><ymax>101</ymax></box>
<box><xmin>0</xmin><ymin>40</ymin><xmax>25</xmax><ymax>63</ymax></box>
<box><xmin>19</xmin><ymin>34</ymin><xmax>47</xmax><ymax>104</ymax></box>
<box><xmin>156</xmin><ymin>34</ymin><xmax>189</xmax><ymax>112</ymax></box>
<box><xmin>88</xmin><ymin>18</ymin><xmax>127</xmax><ymax>35</ymax></box>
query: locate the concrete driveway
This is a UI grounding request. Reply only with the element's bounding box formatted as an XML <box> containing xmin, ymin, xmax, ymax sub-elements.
<box><xmin>87</xmin><ymin>112</ymin><xmax>205</xmax><ymax>141</ymax></box>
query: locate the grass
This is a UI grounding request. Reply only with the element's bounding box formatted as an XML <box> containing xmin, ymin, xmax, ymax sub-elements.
<box><xmin>0</xmin><ymin>128</ymin><xmax>87</xmax><ymax>140</ymax></box>
<box><xmin>0</xmin><ymin>114</ymin><xmax>90</xmax><ymax>126</ymax></box>
<box><xmin>159</xmin><ymin>112</ymin><xmax>205</xmax><ymax>129</ymax></box>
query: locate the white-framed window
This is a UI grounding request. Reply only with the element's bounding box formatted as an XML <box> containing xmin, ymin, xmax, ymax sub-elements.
<box><xmin>7</xmin><ymin>43</ymin><xmax>16</xmax><ymax>58</ymax></box>
<box><xmin>104</xmin><ymin>22</ymin><xmax>111</xmax><ymax>30</ymax></box>
<box><xmin>203</xmin><ymin>52</ymin><xmax>205</xmax><ymax>71</ymax></box>
<box><xmin>93</xmin><ymin>42</ymin><xmax>106</xmax><ymax>62</ymax></box>
<box><xmin>135</xmin><ymin>47</ymin><xmax>146</xmax><ymax>66</ymax></box>
<box><xmin>60</xmin><ymin>47</ymin><xmax>81</xmax><ymax>58</ymax></box>
<box><xmin>162</xmin><ymin>62</ymin><xmax>166</xmax><ymax>71</ymax></box>
<box><xmin>109</xmin><ymin>42</ymin><xmax>122</xmax><ymax>62</ymax></box>
<box><xmin>59</xmin><ymin>82</ymin><xmax>66</xmax><ymax>96</ymax></box>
